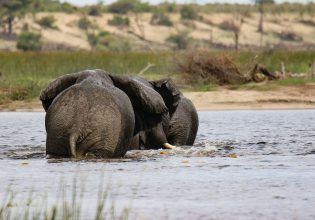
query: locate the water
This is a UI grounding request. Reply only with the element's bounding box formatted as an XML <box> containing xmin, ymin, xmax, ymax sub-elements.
<box><xmin>0</xmin><ymin>110</ymin><xmax>315</xmax><ymax>219</ymax></box>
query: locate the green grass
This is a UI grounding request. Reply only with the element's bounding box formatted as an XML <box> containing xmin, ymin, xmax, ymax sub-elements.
<box><xmin>182</xmin><ymin>83</ymin><xmax>218</xmax><ymax>92</ymax></box>
<box><xmin>0</xmin><ymin>50</ymin><xmax>314</xmax><ymax>102</ymax></box>
<box><xmin>273</xmin><ymin>78</ymin><xmax>308</xmax><ymax>86</ymax></box>
<box><xmin>0</xmin><ymin>178</ymin><xmax>130</xmax><ymax>220</ymax></box>
<box><xmin>0</xmin><ymin>51</ymin><xmax>172</xmax><ymax>101</ymax></box>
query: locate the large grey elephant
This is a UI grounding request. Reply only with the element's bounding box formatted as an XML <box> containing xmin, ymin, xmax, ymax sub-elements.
<box><xmin>40</xmin><ymin>70</ymin><xmax>174</xmax><ymax>159</ymax></box>
<box><xmin>150</xmin><ymin>79</ymin><xmax>199</xmax><ymax>146</ymax></box>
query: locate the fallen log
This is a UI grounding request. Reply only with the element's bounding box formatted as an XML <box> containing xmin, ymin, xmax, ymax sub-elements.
<box><xmin>250</xmin><ymin>63</ymin><xmax>279</xmax><ymax>82</ymax></box>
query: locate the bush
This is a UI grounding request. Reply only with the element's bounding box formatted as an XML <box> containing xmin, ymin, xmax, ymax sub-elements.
<box><xmin>108</xmin><ymin>1</ymin><xmax>134</xmax><ymax>14</ymax></box>
<box><xmin>78</xmin><ymin>16</ymin><xmax>92</xmax><ymax>30</ymax></box>
<box><xmin>40</xmin><ymin>2</ymin><xmax>77</xmax><ymax>13</ymax></box>
<box><xmin>180</xmin><ymin>5</ymin><xmax>198</xmax><ymax>20</ymax></box>
<box><xmin>174</xmin><ymin>49</ymin><xmax>247</xmax><ymax>85</ymax></box>
<box><xmin>150</xmin><ymin>12</ymin><xmax>173</xmax><ymax>26</ymax></box>
<box><xmin>166</xmin><ymin>32</ymin><xmax>190</xmax><ymax>50</ymax></box>
<box><xmin>108</xmin><ymin>15</ymin><xmax>130</xmax><ymax>27</ymax></box>
<box><xmin>218</xmin><ymin>20</ymin><xmax>235</xmax><ymax>31</ymax></box>
<box><xmin>88</xmin><ymin>6</ymin><xmax>102</xmax><ymax>16</ymax></box>
<box><xmin>95</xmin><ymin>31</ymin><xmax>131</xmax><ymax>52</ymax></box>
<box><xmin>16</xmin><ymin>31</ymin><xmax>42</xmax><ymax>51</ymax></box>
<box><xmin>278</xmin><ymin>31</ymin><xmax>303</xmax><ymax>42</ymax></box>
<box><xmin>107</xmin><ymin>0</ymin><xmax>151</xmax><ymax>14</ymax></box>
<box><xmin>37</xmin><ymin>15</ymin><xmax>56</xmax><ymax>29</ymax></box>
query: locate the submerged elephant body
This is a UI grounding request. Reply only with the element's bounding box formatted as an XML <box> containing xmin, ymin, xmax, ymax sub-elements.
<box><xmin>167</xmin><ymin>96</ymin><xmax>198</xmax><ymax>145</ymax></box>
<box><xmin>40</xmin><ymin>70</ymin><xmax>174</xmax><ymax>159</ymax></box>
<box><xmin>43</xmin><ymin>71</ymin><xmax>135</xmax><ymax>158</ymax></box>
<box><xmin>150</xmin><ymin>79</ymin><xmax>199</xmax><ymax>146</ymax></box>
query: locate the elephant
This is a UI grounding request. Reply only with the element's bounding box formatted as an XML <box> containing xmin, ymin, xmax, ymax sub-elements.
<box><xmin>112</xmin><ymin>76</ymin><xmax>199</xmax><ymax>150</ymax></box>
<box><xmin>150</xmin><ymin>78</ymin><xmax>199</xmax><ymax>146</ymax></box>
<box><xmin>40</xmin><ymin>69</ymin><xmax>174</xmax><ymax>159</ymax></box>
<box><xmin>108</xmin><ymin>75</ymin><xmax>174</xmax><ymax>150</ymax></box>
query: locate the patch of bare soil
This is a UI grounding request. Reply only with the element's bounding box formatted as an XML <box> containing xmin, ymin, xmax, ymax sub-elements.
<box><xmin>184</xmin><ymin>84</ymin><xmax>315</xmax><ymax>110</ymax></box>
<box><xmin>0</xmin><ymin>99</ymin><xmax>42</xmax><ymax>112</ymax></box>
<box><xmin>1</xmin><ymin>84</ymin><xmax>314</xmax><ymax>112</ymax></box>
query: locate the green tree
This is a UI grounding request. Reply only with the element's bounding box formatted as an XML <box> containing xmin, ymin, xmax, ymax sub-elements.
<box><xmin>180</xmin><ymin>5</ymin><xmax>198</xmax><ymax>20</ymax></box>
<box><xmin>166</xmin><ymin>32</ymin><xmax>191</xmax><ymax>50</ymax></box>
<box><xmin>107</xmin><ymin>0</ymin><xmax>151</xmax><ymax>14</ymax></box>
<box><xmin>254</xmin><ymin>0</ymin><xmax>275</xmax><ymax>46</ymax></box>
<box><xmin>0</xmin><ymin>0</ymin><xmax>33</xmax><ymax>34</ymax></box>
<box><xmin>16</xmin><ymin>31</ymin><xmax>42</xmax><ymax>51</ymax></box>
<box><xmin>37</xmin><ymin>15</ymin><xmax>56</xmax><ymax>28</ymax></box>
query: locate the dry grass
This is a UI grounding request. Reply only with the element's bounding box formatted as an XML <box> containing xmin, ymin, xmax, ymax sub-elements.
<box><xmin>174</xmin><ymin>49</ymin><xmax>248</xmax><ymax>85</ymax></box>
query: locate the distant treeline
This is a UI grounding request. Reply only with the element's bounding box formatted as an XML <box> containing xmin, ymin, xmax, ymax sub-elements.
<box><xmin>42</xmin><ymin>1</ymin><xmax>315</xmax><ymax>15</ymax></box>
<box><xmin>1</xmin><ymin>0</ymin><xmax>315</xmax><ymax>15</ymax></box>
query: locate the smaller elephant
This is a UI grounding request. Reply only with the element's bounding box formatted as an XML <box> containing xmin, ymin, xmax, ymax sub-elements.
<box><xmin>150</xmin><ymin>78</ymin><xmax>199</xmax><ymax>146</ymax></box>
<box><xmin>109</xmin><ymin>75</ymin><xmax>175</xmax><ymax>150</ymax></box>
<box><xmin>115</xmin><ymin>76</ymin><xmax>199</xmax><ymax>150</ymax></box>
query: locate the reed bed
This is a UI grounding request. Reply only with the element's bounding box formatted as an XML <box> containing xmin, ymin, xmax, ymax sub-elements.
<box><xmin>0</xmin><ymin>50</ymin><xmax>314</xmax><ymax>102</ymax></box>
<box><xmin>0</xmin><ymin>177</ymin><xmax>130</xmax><ymax>220</ymax></box>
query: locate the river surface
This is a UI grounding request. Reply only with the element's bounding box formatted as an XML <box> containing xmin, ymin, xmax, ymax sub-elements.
<box><xmin>0</xmin><ymin>110</ymin><xmax>314</xmax><ymax>220</ymax></box>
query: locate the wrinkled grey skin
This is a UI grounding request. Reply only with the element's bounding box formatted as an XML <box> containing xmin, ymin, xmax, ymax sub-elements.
<box><xmin>40</xmin><ymin>70</ymin><xmax>168</xmax><ymax>158</ymax></box>
<box><xmin>150</xmin><ymin>79</ymin><xmax>199</xmax><ymax>146</ymax></box>
<box><xmin>114</xmin><ymin>76</ymin><xmax>198</xmax><ymax>150</ymax></box>
<box><xmin>110</xmin><ymin>75</ymin><xmax>170</xmax><ymax>150</ymax></box>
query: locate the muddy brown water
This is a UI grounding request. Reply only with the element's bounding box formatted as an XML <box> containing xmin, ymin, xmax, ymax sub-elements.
<box><xmin>0</xmin><ymin>110</ymin><xmax>315</xmax><ymax>219</ymax></box>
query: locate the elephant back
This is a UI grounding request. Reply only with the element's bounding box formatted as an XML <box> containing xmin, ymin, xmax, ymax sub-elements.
<box><xmin>45</xmin><ymin>82</ymin><xmax>134</xmax><ymax>158</ymax></box>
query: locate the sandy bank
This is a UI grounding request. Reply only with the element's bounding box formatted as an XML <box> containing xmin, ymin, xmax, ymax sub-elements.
<box><xmin>1</xmin><ymin>85</ymin><xmax>315</xmax><ymax>112</ymax></box>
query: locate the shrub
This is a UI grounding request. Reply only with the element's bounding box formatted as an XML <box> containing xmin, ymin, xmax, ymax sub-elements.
<box><xmin>180</xmin><ymin>5</ymin><xmax>198</xmax><ymax>20</ymax></box>
<box><xmin>95</xmin><ymin>31</ymin><xmax>131</xmax><ymax>52</ymax></box>
<box><xmin>58</xmin><ymin>2</ymin><xmax>77</xmax><ymax>13</ymax></box>
<box><xmin>108</xmin><ymin>1</ymin><xmax>134</xmax><ymax>14</ymax></box>
<box><xmin>16</xmin><ymin>31</ymin><xmax>42</xmax><ymax>51</ymax></box>
<box><xmin>166</xmin><ymin>32</ymin><xmax>190</xmax><ymax>50</ymax></box>
<box><xmin>88</xmin><ymin>6</ymin><xmax>102</xmax><ymax>16</ymax></box>
<box><xmin>150</xmin><ymin>12</ymin><xmax>173</xmax><ymax>26</ymax></box>
<box><xmin>174</xmin><ymin>49</ymin><xmax>247</xmax><ymax>85</ymax></box>
<box><xmin>78</xmin><ymin>16</ymin><xmax>92</xmax><ymax>30</ymax></box>
<box><xmin>39</xmin><ymin>2</ymin><xmax>77</xmax><ymax>13</ymax></box>
<box><xmin>278</xmin><ymin>31</ymin><xmax>303</xmax><ymax>42</ymax></box>
<box><xmin>108</xmin><ymin>15</ymin><xmax>130</xmax><ymax>27</ymax></box>
<box><xmin>107</xmin><ymin>0</ymin><xmax>151</xmax><ymax>14</ymax></box>
<box><xmin>164</xmin><ymin>2</ymin><xmax>177</xmax><ymax>13</ymax></box>
<box><xmin>218</xmin><ymin>20</ymin><xmax>235</xmax><ymax>31</ymax></box>
<box><xmin>37</xmin><ymin>15</ymin><xmax>56</xmax><ymax>29</ymax></box>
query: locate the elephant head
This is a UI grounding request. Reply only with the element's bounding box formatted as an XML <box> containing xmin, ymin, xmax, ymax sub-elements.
<box><xmin>150</xmin><ymin>79</ymin><xmax>181</xmax><ymax>116</ymax></box>
<box><xmin>40</xmin><ymin>70</ymin><xmax>173</xmax><ymax>159</ymax></box>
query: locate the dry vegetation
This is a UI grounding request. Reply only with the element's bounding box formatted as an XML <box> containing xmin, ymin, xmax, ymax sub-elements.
<box><xmin>1</xmin><ymin>10</ymin><xmax>315</xmax><ymax>51</ymax></box>
<box><xmin>175</xmin><ymin>49</ymin><xmax>247</xmax><ymax>85</ymax></box>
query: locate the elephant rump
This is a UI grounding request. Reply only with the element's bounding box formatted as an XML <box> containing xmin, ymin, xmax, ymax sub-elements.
<box><xmin>45</xmin><ymin>83</ymin><xmax>134</xmax><ymax>158</ymax></box>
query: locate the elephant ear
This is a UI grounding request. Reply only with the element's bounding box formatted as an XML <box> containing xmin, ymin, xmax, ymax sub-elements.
<box><xmin>110</xmin><ymin>75</ymin><xmax>168</xmax><ymax>114</ymax></box>
<box><xmin>150</xmin><ymin>78</ymin><xmax>181</xmax><ymax>109</ymax></box>
<box><xmin>40</xmin><ymin>73</ymin><xmax>80</xmax><ymax>111</ymax></box>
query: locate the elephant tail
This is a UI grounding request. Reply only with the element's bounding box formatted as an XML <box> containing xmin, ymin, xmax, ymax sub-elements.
<box><xmin>69</xmin><ymin>133</ymin><xmax>79</xmax><ymax>158</ymax></box>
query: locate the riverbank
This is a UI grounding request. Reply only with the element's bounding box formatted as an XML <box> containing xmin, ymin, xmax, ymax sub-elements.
<box><xmin>1</xmin><ymin>84</ymin><xmax>314</xmax><ymax>112</ymax></box>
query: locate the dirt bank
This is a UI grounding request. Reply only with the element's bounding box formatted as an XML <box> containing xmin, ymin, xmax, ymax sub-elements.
<box><xmin>1</xmin><ymin>85</ymin><xmax>315</xmax><ymax>112</ymax></box>
<box><xmin>184</xmin><ymin>84</ymin><xmax>315</xmax><ymax>111</ymax></box>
